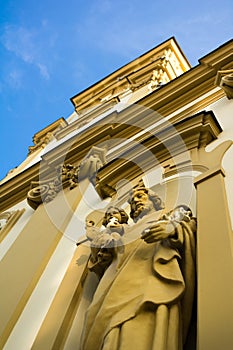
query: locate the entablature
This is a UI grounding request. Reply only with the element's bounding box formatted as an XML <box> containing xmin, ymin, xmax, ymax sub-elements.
<box><xmin>70</xmin><ymin>37</ymin><xmax>190</xmax><ymax>115</ymax></box>
<box><xmin>137</xmin><ymin>39</ymin><xmax>233</xmax><ymax>122</ymax></box>
<box><xmin>55</xmin><ymin>40</ymin><xmax>232</xmax><ymax>146</ymax></box>
<box><xmin>95</xmin><ymin>111</ymin><xmax>222</xmax><ymax>193</ymax></box>
<box><xmin>0</xmin><ymin>103</ymin><xmax>223</xmax><ymax>212</ymax></box>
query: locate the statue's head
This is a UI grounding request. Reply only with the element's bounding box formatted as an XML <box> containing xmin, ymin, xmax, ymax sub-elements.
<box><xmin>102</xmin><ymin>206</ymin><xmax>129</xmax><ymax>227</ymax></box>
<box><xmin>128</xmin><ymin>185</ymin><xmax>164</xmax><ymax>221</ymax></box>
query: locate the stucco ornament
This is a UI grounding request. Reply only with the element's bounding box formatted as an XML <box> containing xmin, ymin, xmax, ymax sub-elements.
<box><xmin>27</xmin><ymin>164</ymin><xmax>79</xmax><ymax>209</ymax></box>
<box><xmin>81</xmin><ymin>183</ymin><xmax>196</xmax><ymax>350</ymax></box>
<box><xmin>78</xmin><ymin>146</ymin><xmax>106</xmax><ymax>183</ymax></box>
<box><xmin>215</xmin><ymin>69</ymin><xmax>233</xmax><ymax>99</ymax></box>
<box><xmin>0</xmin><ymin>211</ymin><xmax>13</xmax><ymax>231</ymax></box>
<box><xmin>27</xmin><ymin>146</ymin><xmax>107</xmax><ymax>209</ymax></box>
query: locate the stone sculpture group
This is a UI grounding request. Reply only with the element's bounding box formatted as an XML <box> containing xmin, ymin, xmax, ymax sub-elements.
<box><xmin>80</xmin><ymin>184</ymin><xmax>196</xmax><ymax>350</ymax></box>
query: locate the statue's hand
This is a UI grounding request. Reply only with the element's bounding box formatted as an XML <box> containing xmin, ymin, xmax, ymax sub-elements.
<box><xmin>141</xmin><ymin>220</ymin><xmax>176</xmax><ymax>243</ymax></box>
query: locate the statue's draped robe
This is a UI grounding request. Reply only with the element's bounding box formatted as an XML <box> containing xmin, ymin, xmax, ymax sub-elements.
<box><xmin>81</xmin><ymin>210</ymin><xmax>196</xmax><ymax>350</ymax></box>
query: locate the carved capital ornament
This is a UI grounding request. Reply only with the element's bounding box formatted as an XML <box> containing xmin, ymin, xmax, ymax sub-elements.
<box><xmin>27</xmin><ymin>146</ymin><xmax>107</xmax><ymax>209</ymax></box>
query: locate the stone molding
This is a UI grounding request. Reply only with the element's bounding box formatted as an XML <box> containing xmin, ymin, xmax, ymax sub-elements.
<box><xmin>57</xmin><ymin>52</ymin><xmax>184</xmax><ymax>141</ymax></box>
<box><xmin>1</xmin><ymin>109</ymin><xmax>222</xmax><ymax>212</ymax></box>
<box><xmin>56</xmin><ymin>42</ymin><xmax>233</xmax><ymax>145</ymax></box>
<box><xmin>95</xmin><ymin>111</ymin><xmax>222</xmax><ymax>192</ymax></box>
<box><xmin>70</xmin><ymin>38</ymin><xmax>190</xmax><ymax>113</ymax></box>
<box><xmin>28</xmin><ymin>110</ymin><xmax>222</xmax><ymax>209</ymax></box>
<box><xmin>215</xmin><ymin>69</ymin><xmax>233</xmax><ymax>99</ymax></box>
<box><xmin>28</xmin><ymin>118</ymin><xmax>67</xmax><ymax>154</ymax></box>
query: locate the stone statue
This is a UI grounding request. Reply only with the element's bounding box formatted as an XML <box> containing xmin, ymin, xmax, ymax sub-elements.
<box><xmin>86</xmin><ymin>206</ymin><xmax>129</xmax><ymax>278</ymax></box>
<box><xmin>81</xmin><ymin>185</ymin><xmax>196</xmax><ymax>350</ymax></box>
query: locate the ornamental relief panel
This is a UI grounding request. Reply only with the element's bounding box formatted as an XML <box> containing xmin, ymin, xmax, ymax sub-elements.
<box><xmin>0</xmin><ymin>209</ymin><xmax>25</xmax><ymax>243</ymax></box>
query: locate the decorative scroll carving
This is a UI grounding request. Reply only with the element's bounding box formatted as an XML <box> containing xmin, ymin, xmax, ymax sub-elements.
<box><xmin>0</xmin><ymin>209</ymin><xmax>25</xmax><ymax>243</ymax></box>
<box><xmin>27</xmin><ymin>164</ymin><xmax>79</xmax><ymax>209</ymax></box>
<box><xmin>27</xmin><ymin>183</ymin><xmax>59</xmax><ymax>210</ymax></box>
<box><xmin>215</xmin><ymin>69</ymin><xmax>233</xmax><ymax>99</ymax></box>
<box><xmin>27</xmin><ymin>146</ymin><xmax>107</xmax><ymax>209</ymax></box>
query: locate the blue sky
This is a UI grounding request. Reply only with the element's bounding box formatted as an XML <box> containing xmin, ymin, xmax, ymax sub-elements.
<box><xmin>0</xmin><ymin>0</ymin><xmax>233</xmax><ymax>181</ymax></box>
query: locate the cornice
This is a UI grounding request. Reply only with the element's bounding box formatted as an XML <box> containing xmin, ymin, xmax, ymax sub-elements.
<box><xmin>40</xmin><ymin>123</ymin><xmax>113</xmax><ymax>168</ymax></box>
<box><xmin>0</xmin><ymin>163</ymin><xmax>41</xmax><ymax>212</ymax></box>
<box><xmin>28</xmin><ymin>118</ymin><xmax>67</xmax><ymax>154</ymax></box>
<box><xmin>70</xmin><ymin>37</ymin><xmax>190</xmax><ymax>113</ymax></box>
<box><xmin>57</xmin><ymin>40</ymin><xmax>232</xmax><ymax>148</ymax></box>
<box><xmin>199</xmin><ymin>39</ymin><xmax>233</xmax><ymax>68</ymax></box>
<box><xmin>55</xmin><ymin>100</ymin><xmax>119</xmax><ymax>141</ymax></box>
<box><xmin>136</xmin><ymin>39</ymin><xmax>233</xmax><ymax>121</ymax></box>
<box><xmin>215</xmin><ymin>69</ymin><xmax>233</xmax><ymax>99</ymax></box>
<box><xmin>0</xmin><ymin>109</ymin><xmax>221</xmax><ymax>212</ymax></box>
<box><xmin>95</xmin><ymin>111</ymin><xmax>222</xmax><ymax>192</ymax></box>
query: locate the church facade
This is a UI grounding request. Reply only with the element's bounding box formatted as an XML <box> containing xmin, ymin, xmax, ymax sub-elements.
<box><xmin>0</xmin><ymin>37</ymin><xmax>233</xmax><ymax>349</ymax></box>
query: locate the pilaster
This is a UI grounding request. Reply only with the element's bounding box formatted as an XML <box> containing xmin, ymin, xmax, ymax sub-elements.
<box><xmin>194</xmin><ymin>142</ymin><xmax>233</xmax><ymax>350</ymax></box>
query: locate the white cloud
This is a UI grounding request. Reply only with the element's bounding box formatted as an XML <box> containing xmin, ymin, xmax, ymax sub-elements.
<box><xmin>75</xmin><ymin>0</ymin><xmax>233</xmax><ymax>64</ymax></box>
<box><xmin>1</xmin><ymin>25</ymin><xmax>50</xmax><ymax>80</ymax></box>
<box><xmin>74</xmin><ymin>2</ymin><xmax>171</xmax><ymax>59</ymax></box>
<box><xmin>8</xmin><ymin>69</ymin><xmax>23</xmax><ymax>89</ymax></box>
<box><xmin>37</xmin><ymin>63</ymin><xmax>50</xmax><ymax>80</ymax></box>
